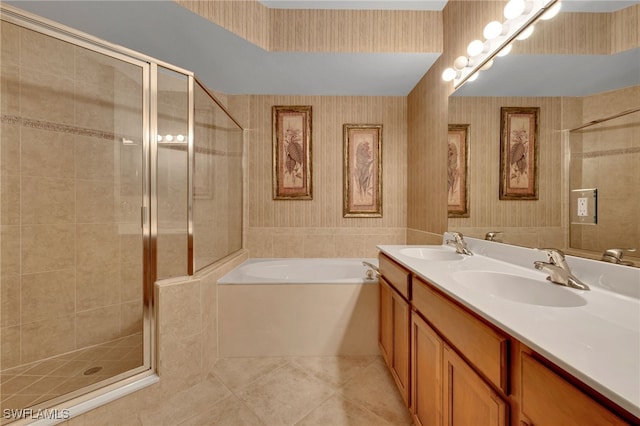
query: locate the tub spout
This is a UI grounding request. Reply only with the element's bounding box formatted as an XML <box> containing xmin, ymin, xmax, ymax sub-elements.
<box><xmin>362</xmin><ymin>261</ymin><xmax>380</xmax><ymax>280</ymax></box>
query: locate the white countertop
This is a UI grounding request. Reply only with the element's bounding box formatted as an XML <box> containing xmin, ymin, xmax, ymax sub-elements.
<box><xmin>378</xmin><ymin>235</ymin><xmax>640</xmax><ymax>418</ymax></box>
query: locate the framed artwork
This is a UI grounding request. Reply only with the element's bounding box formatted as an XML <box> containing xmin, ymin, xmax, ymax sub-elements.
<box><xmin>499</xmin><ymin>107</ymin><xmax>539</xmax><ymax>200</ymax></box>
<box><xmin>447</xmin><ymin>124</ymin><xmax>470</xmax><ymax>218</ymax></box>
<box><xmin>272</xmin><ymin>105</ymin><xmax>312</xmax><ymax>199</ymax></box>
<box><xmin>343</xmin><ymin>124</ymin><xmax>382</xmax><ymax>218</ymax></box>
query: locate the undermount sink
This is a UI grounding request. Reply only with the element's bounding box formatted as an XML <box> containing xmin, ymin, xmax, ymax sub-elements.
<box><xmin>399</xmin><ymin>246</ymin><xmax>464</xmax><ymax>261</ymax></box>
<box><xmin>452</xmin><ymin>271</ymin><xmax>587</xmax><ymax>307</ymax></box>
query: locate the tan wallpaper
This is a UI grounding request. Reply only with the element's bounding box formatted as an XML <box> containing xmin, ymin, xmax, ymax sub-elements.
<box><xmin>447</xmin><ymin>96</ymin><xmax>566</xmax><ymax>248</ymax></box>
<box><xmin>175</xmin><ymin>0</ymin><xmax>442</xmax><ymax>53</ymax></box>
<box><xmin>230</xmin><ymin>95</ymin><xmax>407</xmax><ymax>258</ymax></box>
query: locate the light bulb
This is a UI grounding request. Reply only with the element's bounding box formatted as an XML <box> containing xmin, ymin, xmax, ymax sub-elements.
<box><xmin>496</xmin><ymin>44</ymin><xmax>512</xmax><ymax>57</ymax></box>
<box><xmin>467</xmin><ymin>40</ymin><xmax>485</xmax><ymax>57</ymax></box>
<box><xmin>483</xmin><ymin>21</ymin><xmax>505</xmax><ymax>40</ymax></box>
<box><xmin>504</xmin><ymin>0</ymin><xmax>526</xmax><ymax>19</ymax></box>
<box><xmin>453</xmin><ymin>56</ymin><xmax>470</xmax><ymax>70</ymax></box>
<box><xmin>165</xmin><ymin>134</ymin><xmax>174</xmax><ymax>142</ymax></box>
<box><xmin>157</xmin><ymin>135</ymin><xmax>163</xmax><ymax>142</ymax></box>
<box><xmin>442</xmin><ymin>67</ymin><xmax>458</xmax><ymax>82</ymax></box>
<box><xmin>481</xmin><ymin>59</ymin><xmax>494</xmax><ymax>71</ymax></box>
<box><xmin>177</xmin><ymin>134</ymin><xmax>185</xmax><ymax>142</ymax></box>
<box><xmin>516</xmin><ymin>25</ymin><xmax>535</xmax><ymax>40</ymax></box>
<box><xmin>541</xmin><ymin>2</ymin><xmax>561</xmax><ymax>20</ymax></box>
<box><xmin>467</xmin><ymin>72</ymin><xmax>479</xmax><ymax>82</ymax></box>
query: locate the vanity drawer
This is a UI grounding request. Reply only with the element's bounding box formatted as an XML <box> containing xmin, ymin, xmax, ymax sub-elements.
<box><xmin>379</xmin><ymin>254</ymin><xmax>410</xmax><ymax>299</ymax></box>
<box><xmin>412</xmin><ymin>276</ymin><xmax>509</xmax><ymax>393</ymax></box>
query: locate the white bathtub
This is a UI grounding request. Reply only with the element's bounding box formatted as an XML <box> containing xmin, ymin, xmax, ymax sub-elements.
<box><xmin>217</xmin><ymin>258</ymin><xmax>379</xmax><ymax>357</ymax></box>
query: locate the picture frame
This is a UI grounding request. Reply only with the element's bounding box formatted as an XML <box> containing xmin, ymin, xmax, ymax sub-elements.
<box><xmin>272</xmin><ymin>105</ymin><xmax>312</xmax><ymax>200</ymax></box>
<box><xmin>447</xmin><ymin>124</ymin><xmax>470</xmax><ymax>218</ymax></box>
<box><xmin>343</xmin><ymin>124</ymin><xmax>382</xmax><ymax>218</ymax></box>
<box><xmin>499</xmin><ymin>107</ymin><xmax>539</xmax><ymax>200</ymax></box>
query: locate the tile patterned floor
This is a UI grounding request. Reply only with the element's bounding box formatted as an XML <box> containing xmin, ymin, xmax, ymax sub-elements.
<box><xmin>0</xmin><ymin>334</ymin><xmax>143</xmax><ymax>424</ymax></box>
<box><xmin>150</xmin><ymin>356</ymin><xmax>413</xmax><ymax>426</ymax></box>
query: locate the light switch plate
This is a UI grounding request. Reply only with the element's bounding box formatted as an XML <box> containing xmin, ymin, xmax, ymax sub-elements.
<box><xmin>571</xmin><ymin>188</ymin><xmax>597</xmax><ymax>224</ymax></box>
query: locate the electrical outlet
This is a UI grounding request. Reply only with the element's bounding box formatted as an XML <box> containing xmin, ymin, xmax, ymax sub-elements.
<box><xmin>577</xmin><ymin>197</ymin><xmax>588</xmax><ymax>217</ymax></box>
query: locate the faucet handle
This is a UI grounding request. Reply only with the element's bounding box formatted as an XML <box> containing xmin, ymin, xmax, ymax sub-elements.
<box><xmin>450</xmin><ymin>231</ymin><xmax>464</xmax><ymax>242</ymax></box>
<box><xmin>601</xmin><ymin>248</ymin><xmax>636</xmax><ymax>262</ymax></box>
<box><xmin>537</xmin><ymin>248</ymin><xmax>567</xmax><ymax>267</ymax></box>
<box><xmin>484</xmin><ymin>231</ymin><xmax>502</xmax><ymax>242</ymax></box>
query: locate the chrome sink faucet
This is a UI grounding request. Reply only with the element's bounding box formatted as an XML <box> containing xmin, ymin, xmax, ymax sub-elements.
<box><xmin>446</xmin><ymin>232</ymin><xmax>473</xmax><ymax>256</ymax></box>
<box><xmin>533</xmin><ymin>248</ymin><xmax>590</xmax><ymax>290</ymax></box>
<box><xmin>601</xmin><ymin>248</ymin><xmax>635</xmax><ymax>266</ymax></box>
<box><xmin>484</xmin><ymin>231</ymin><xmax>503</xmax><ymax>242</ymax></box>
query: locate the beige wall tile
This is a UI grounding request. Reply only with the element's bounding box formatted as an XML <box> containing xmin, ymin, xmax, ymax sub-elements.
<box><xmin>0</xmin><ymin>21</ymin><xmax>20</xmax><ymax>66</ymax></box>
<box><xmin>76</xmin><ymin>224</ymin><xmax>119</xmax><ymax>266</ymax></box>
<box><xmin>1</xmin><ymin>63</ymin><xmax>20</xmax><ymax>115</ymax></box>
<box><xmin>76</xmin><ymin>305</ymin><xmax>121</xmax><ymax>348</ymax></box>
<box><xmin>76</xmin><ymin>180</ymin><xmax>116</xmax><ymax>223</ymax></box>
<box><xmin>20</xmin><ymin>26</ymin><xmax>75</xmax><ymax>76</ymax></box>
<box><xmin>21</xmin><ymin>177</ymin><xmax>75</xmax><ymax>224</ymax></box>
<box><xmin>21</xmin><ymin>269</ymin><xmax>75</xmax><ymax>324</ymax></box>
<box><xmin>1</xmin><ymin>225</ymin><xmax>20</xmax><ymax>275</ymax></box>
<box><xmin>21</xmin><ymin>127</ymin><xmax>75</xmax><ymax>178</ymax></box>
<box><xmin>1</xmin><ymin>122</ymin><xmax>20</xmax><ymax>175</ymax></box>
<box><xmin>21</xmin><ymin>315</ymin><xmax>75</xmax><ymax>364</ymax></box>
<box><xmin>1</xmin><ymin>274</ymin><xmax>20</xmax><ymax>328</ymax></box>
<box><xmin>157</xmin><ymin>279</ymin><xmax>202</xmax><ymax>339</ymax></box>
<box><xmin>21</xmin><ymin>224</ymin><xmax>75</xmax><ymax>274</ymax></box>
<box><xmin>1</xmin><ymin>325</ymin><xmax>21</xmax><ymax>369</ymax></box>
<box><xmin>120</xmin><ymin>300</ymin><xmax>142</xmax><ymax>338</ymax></box>
<box><xmin>75</xmin><ymin>81</ymin><xmax>115</xmax><ymax>133</ymax></box>
<box><xmin>74</xmin><ymin>136</ymin><xmax>116</xmax><ymax>181</ymax></box>
<box><xmin>20</xmin><ymin>68</ymin><xmax>75</xmax><ymax>125</ymax></box>
<box><xmin>76</xmin><ymin>263</ymin><xmax>120</xmax><ymax>312</ymax></box>
<box><xmin>1</xmin><ymin>173</ymin><xmax>20</xmax><ymax>226</ymax></box>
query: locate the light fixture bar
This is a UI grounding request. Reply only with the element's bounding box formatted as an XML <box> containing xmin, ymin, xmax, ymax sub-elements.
<box><xmin>451</xmin><ymin>0</ymin><xmax>560</xmax><ymax>89</ymax></box>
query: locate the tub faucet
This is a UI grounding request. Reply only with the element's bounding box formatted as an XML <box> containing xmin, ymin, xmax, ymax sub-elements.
<box><xmin>484</xmin><ymin>231</ymin><xmax>503</xmax><ymax>242</ymax></box>
<box><xmin>533</xmin><ymin>248</ymin><xmax>590</xmax><ymax>290</ymax></box>
<box><xmin>362</xmin><ymin>261</ymin><xmax>380</xmax><ymax>280</ymax></box>
<box><xmin>601</xmin><ymin>248</ymin><xmax>635</xmax><ymax>266</ymax></box>
<box><xmin>446</xmin><ymin>232</ymin><xmax>473</xmax><ymax>256</ymax></box>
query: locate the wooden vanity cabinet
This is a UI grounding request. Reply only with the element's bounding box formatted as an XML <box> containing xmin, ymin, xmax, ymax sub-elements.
<box><xmin>410</xmin><ymin>280</ymin><xmax>508</xmax><ymax>426</ymax></box>
<box><xmin>520</xmin><ymin>352</ymin><xmax>628</xmax><ymax>426</ymax></box>
<box><xmin>378</xmin><ymin>254</ymin><xmax>411</xmax><ymax>406</ymax></box>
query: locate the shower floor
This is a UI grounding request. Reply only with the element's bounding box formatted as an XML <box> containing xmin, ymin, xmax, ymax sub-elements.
<box><xmin>0</xmin><ymin>333</ymin><xmax>143</xmax><ymax>424</ymax></box>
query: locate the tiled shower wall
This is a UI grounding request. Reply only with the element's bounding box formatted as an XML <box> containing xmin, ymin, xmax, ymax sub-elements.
<box><xmin>1</xmin><ymin>22</ymin><xmax>143</xmax><ymax>369</ymax></box>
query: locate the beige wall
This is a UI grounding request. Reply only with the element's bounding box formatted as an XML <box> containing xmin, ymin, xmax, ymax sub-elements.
<box><xmin>233</xmin><ymin>95</ymin><xmax>408</xmax><ymax>258</ymax></box>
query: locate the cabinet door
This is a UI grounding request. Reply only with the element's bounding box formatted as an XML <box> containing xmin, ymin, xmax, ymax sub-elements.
<box><xmin>379</xmin><ymin>277</ymin><xmax>393</xmax><ymax>366</ymax></box>
<box><xmin>521</xmin><ymin>353</ymin><xmax>627</xmax><ymax>426</ymax></box>
<box><xmin>443</xmin><ymin>345</ymin><xmax>507</xmax><ymax>426</ymax></box>
<box><xmin>391</xmin><ymin>289</ymin><xmax>410</xmax><ymax>406</ymax></box>
<box><xmin>412</xmin><ymin>312</ymin><xmax>443</xmax><ymax>426</ymax></box>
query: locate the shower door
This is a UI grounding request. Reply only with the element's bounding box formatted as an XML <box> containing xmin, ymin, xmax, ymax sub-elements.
<box><xmin>0</xmin><ymin>17</ymin><xmax>150</xmax><ymax>417</ymax></box>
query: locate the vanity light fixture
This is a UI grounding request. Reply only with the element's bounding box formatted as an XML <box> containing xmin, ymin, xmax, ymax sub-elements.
<box><xmin>157</xmin><ymin>134</ymin><xmax>188</xmax><ymax>144</ymax></box>
<box><xmin>442</xmin><ymin>0</ymin><xmax>561</xmax><ymax>89</ymax></box>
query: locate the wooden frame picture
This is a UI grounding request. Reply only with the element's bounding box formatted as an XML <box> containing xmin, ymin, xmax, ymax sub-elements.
<box><xmin>272</xmin><ymin>105</ymin><xmax>312</xmax><ymax>199</ymax></box>
<box><xmin>447</xmin><ymin>124</ymin><xmax>470</xmax><ymax>218</ymax></box>
<box><xmin>343</xmin><ymin>124</ymin><xmax>382</xmax><ymax>218</ymax></box>
<box><xmin>499</xmin><ymin>107</ymin><xmax>539</xmax><ymax>200</ymax></box>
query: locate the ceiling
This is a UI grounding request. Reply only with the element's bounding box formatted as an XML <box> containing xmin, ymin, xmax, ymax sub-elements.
<box><xmin>5</xmin><ymin>1</ymin><xmax>640</xmax><ymax>96</ymax></box>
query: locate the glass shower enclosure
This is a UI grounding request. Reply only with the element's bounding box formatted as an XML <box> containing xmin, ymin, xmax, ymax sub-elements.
<box><xmin>0</xmin><ymin>5</ymin><xmax>243</xmax><ymax>422</ymax></box>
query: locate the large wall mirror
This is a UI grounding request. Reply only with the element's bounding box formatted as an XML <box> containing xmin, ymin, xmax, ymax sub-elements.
<box><xmin>448</xmin><ymin>0</ymin><xmax>640</xmax><ymax>266</ymax></box>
